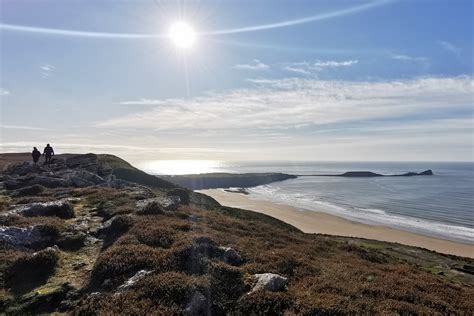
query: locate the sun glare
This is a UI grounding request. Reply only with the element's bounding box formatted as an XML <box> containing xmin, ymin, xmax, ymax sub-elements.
<box><xmin>168</xmin><ymin>22</ymin><xmax>196</xmax><ymax>49</ymax></box>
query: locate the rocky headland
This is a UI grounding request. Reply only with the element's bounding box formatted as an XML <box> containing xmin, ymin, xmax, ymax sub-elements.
<box><xmin>0</xmin><ymin>153</ymin><xmax>473</xmax><ymax>314</ymax></box>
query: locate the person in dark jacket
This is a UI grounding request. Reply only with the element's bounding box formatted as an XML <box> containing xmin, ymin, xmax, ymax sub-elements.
<box><xmin>43</xmin><ymin>144</ymin><xmax>55</xmax><ymax>164</ymax></box>
<box><xmin>32</xmin><ymin>147</ymin><xmax>41</xmax><ymax>163</ymax></box>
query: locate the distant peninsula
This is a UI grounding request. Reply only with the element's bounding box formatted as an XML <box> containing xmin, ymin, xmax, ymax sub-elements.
<box><xmin>161</xmin><ymin>170</ymin><xmax>433</xmax><ymax>190</ymax></box>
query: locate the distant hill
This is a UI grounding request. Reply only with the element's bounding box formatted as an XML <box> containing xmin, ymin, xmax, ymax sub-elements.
<box><xmin>161</xmin><ymin>172</ymin><xmax>297</xmax><ymax>190</ymax></box>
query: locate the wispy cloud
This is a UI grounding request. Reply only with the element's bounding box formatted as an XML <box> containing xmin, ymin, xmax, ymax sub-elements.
<box><xmin>97</xmin><ymin>76</ymin><xmax>473</xmax><ymax>132</ymax></box>
<box><xmin>0</xmin><ymin>124</ymin><xmax>50</xmax><ymax>131</ymax></box>
<box><xmin>313</xmin><ymin>60</ymin><xmax>359</xmax><ymax>68</ymax></box>
<box><xmin>40</xmin><ymin>63</ymin><xmax>55</xmax><ymax>78</ymax></box>
<box><xmin>282</xmin><ymin>65</ymin><xmax>313</xmax><ymax>76</ymax></box>
<box><xmin>233</xmin><ymin>59</ymin><xmax>270</xmax><ymax>70</ymax></box>
<box><xmin>281</xmin><ymin>59</ymin><xmax>358</xmax><ymax>75</ymax></box>
<box><xmin>0</xmin><ymin>88</ymin><xmax>10</xmax><ymax>96</ymax></box>
<box><xmin>437</xmin><ymin>40</ymin><xmax>461</xmax><ymax>57</ymax></box>
<box><xmin>119</xmin><ymin>98</ymin><xmax>169</xmax><ymax>106</ymax></box>
<box><xmin>390</xmin><ymin>54</ymin><xmax>428</xmax><ymax>64</ymax></box>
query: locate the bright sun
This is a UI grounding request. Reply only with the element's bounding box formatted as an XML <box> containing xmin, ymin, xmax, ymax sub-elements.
<box><xmin>168</xmin><ymin>22</ymin><xmax>196</xmax><ymax>49</ymax></box>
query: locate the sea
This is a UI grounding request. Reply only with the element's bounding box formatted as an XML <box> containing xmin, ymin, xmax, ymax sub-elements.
<box><xmin>138</xmin><ymin>161</ymin><xmax>474</xmax><ymax>244</ymax></box>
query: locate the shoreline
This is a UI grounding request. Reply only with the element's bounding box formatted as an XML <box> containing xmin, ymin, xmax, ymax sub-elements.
<box><xmin>199</xmin><ymin>189</ymin><xmax>474</xmax><ymax>258</ymax></box>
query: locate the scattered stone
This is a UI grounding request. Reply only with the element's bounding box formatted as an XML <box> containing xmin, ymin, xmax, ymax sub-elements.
<box><xmin>251</xmin><ymin>273</ymin><xmax>288</xmax><ymax>293</ymax></box>
<box><xmin>66</xmin><ymin>154</ymin><xmax>99</xmax><ymax>173</ymax></box>
<box><xmin>220</xmin><ymin>247</ymin><xmax>243</xmax><ymax>265</ymax></box>
<box><xmin>0</xmin><ymin>225</ymin><xmax>59</xmax><ymax>250</ymax></box>
<box><xmin>183</xmin><ymin>291</ymin><xmax>208</xmax><ymax>316</ymax></box>
<box><xmin>117</xmin><ymin>270</ymin><xmax>154</xmax><ymax>292</ymax></box>
<box><xmin>12</xmin><ymin>199</ymin><xmax>74</xmax><ymax>219</ymax></box>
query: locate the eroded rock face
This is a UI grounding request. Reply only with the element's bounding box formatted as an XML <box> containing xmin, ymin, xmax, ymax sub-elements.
<box><xmin>0</xmin><ymin>225</ymin><xmax>59</xmax><ymax>250</ymax></box>
<box><xmin>251</xmin><ymin>273</ymin><xmax>288</xmax><ymax>293</ymax></box>
<box><xmin>11</xmin><ymin>199</ymin><xmax>74</xmax><ymax>219</ymax></box>
<box><xmin>11</xmin><ymin>184</ymin><xmax>46</xmax><ymax>197</ymax></box>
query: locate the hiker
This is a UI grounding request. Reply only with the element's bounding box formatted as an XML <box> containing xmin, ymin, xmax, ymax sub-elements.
<box><xmin>43</xmin><ymin>144</ymin><xmax>55</xmax><ymax>164</ymax></box>
<box><xmin>32</xmin><ymin>147</ymin><xmax>41</xmax><ymax>163</ymax></box>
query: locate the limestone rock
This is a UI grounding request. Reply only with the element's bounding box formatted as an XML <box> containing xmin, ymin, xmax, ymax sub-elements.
<box><xmin>0</xmin><ymin>225</ymin><xmax>58</xmax><ymax>250</ymax></box>
<box><xmin>117</xmin><ymin>270</ymin><xmax>154</xmax><ymax>292</ymax></box>
<box><xmin>12</xmin><ymin>199</ymin><xmax>74</xmax><ymax>219</ymax></box>
<box><xmin>251</xmin><ymin>273</ymin><xmax>288</xmax><ymax>293</ymax></box>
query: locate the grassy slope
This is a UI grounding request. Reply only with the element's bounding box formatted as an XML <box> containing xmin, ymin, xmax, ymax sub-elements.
<box><xmin>1</xmin><ymin>153</ymin><xmax>473</xmax><ymax>314</ymax></box>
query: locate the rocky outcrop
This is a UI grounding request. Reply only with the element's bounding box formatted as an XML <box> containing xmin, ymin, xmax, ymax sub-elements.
<box><xmin>0</xmin><ymin>154</ymin><xmax>163</xmax><ymax>198</ymax></box>
<box><xmin>11</xmin><ymin>199</ymin><xmax>75</xmax><ymax>219</ymax></box>
<box><xmin>251</xmin><ymin>273</ymin><xmax>288</xmax><ymax>293</ymax></box>
<box><xmin>0</xmin><ymin>225</ymin><xmax>59</xmax><ymax>250</ymax></box>
<box><xmin>136</xmin><ymin>196</ymin><xmax>181</xmax><ymax>214</ymax></box>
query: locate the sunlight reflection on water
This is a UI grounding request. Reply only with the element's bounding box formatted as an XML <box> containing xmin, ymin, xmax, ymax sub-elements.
<box><xmin>136</xmin><ymin>160</ymin><xmax>225</xmax><ymax>175</ymax></box>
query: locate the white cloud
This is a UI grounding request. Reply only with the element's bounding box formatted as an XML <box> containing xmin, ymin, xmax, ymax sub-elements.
<box><xmin>313</xmin><ymin>59</ymin><xmax>358</xmax><ymax>67</ymax></box>
<box><xmin>0</xmin><ymin>124</ymin><xmax>50</xmax><ymax>131</ymax></box>
<box><xmin>281</xmin><ymin>60</ymin><xmax>358</xmax><ymax>75</ymax></box>
<box><xmin>40</xmin><ymin>63</ymin><xmax>55</xmax><ymax>78</ymax></box>
<box><xmin>97</xmin><ymin>76</ymin><xmax>473</xmax><ymax>132</ymax></box>
<box><xmin>0</xmin><ymin>88</ymin><xmax>10</xmax><ymax>96</ymax></box>
<box><xmin>391</xmin><ymin>54</ymin><xmax>428</xmax><ymax>64</ymax></box>
<box><xmin>233</xmin><ymin>59</ymin><xmax>270</xmax><ymax>70</ymax></box>
<box><xmin>282</xmin><ymin>65</ymin><xmax>313</xmax><ymax>76</ymax></box>
<box><xmin>119</xmin><ymin>98</ymin><xmax>169</xmax><ymax>106</ymax></box>
<box><xmin>437</xmin><ymin>40</ymin><xmax>461</xmax><ymax>56</ymax></box>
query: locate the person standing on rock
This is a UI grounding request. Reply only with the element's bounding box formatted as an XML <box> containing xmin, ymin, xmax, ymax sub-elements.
<box><xmin>43</xmin><ymin>144</ymin><xmax>55</xmax><ymax>164</ymax></box>
<box><xmin>32</xmin><ymin>147</ymin><xmax>41</xmax><ymax>163</ymax></box>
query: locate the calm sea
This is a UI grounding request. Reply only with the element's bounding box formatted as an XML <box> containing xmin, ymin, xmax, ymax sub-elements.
<box><xmin>139</xmin><ymin>161</ymin><xmax>474</xmax><ymax>244</ymax></box>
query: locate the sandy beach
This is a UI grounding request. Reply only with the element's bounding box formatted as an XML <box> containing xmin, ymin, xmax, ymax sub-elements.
<box><xmin>199</xmin><ymin>189</ymin><xmax>474</xmax><ymax>258</ymax></box>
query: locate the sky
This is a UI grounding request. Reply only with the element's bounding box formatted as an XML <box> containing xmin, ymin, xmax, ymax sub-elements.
<box><xmin>0</xmin><ymin>0</ymin><xmax>473</xmax><ymax>163</ymax></box>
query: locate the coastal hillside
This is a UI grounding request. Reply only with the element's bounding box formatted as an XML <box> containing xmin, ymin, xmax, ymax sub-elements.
<box><xmin>161</xmin><ymin>173</ymin><xmax>297</xmax><ymax>190</ymax></box>
<box><xmin>1</xmin><ymin>154</ymin><xmax>473</xmax><ymax>314</ymax></box>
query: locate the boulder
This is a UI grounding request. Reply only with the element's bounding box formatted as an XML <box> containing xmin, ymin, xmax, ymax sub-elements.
<box><xmin>220</xmin><ymin>247</ymin><xmax>242</xmax><ymax>265</ymax></box>
<box><xmin>0</xmin><ymin>225</ymin><xmax>59</xmax><ymax>250</ymax></box>
<box><xmin>183</xmin><ymin>291</ymin><xmax>208</xmax><ymax>316</ymax></box>
<box><xmin>251</xmin><ymin>273</ymin><xmax>288</xmax><ymax>293</ymax></box>
<box><xmin>12</xmin><ymin>199</ymin><xmax>74</xmax><ymax>219</ymax></box>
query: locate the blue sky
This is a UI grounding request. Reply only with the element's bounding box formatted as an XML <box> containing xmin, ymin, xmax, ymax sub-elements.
<box><xmin>0</xmin><ymin>0</ymin><xmax>473</xmax><ymax>162</ymax></box>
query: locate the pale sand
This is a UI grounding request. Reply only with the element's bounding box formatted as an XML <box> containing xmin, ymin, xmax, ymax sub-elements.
<box><xmin>199</xmin><ymin>189</ymin><xmax>474</xmax><ymax>258</ymax></box>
